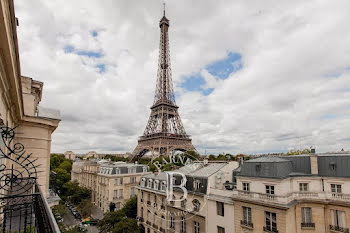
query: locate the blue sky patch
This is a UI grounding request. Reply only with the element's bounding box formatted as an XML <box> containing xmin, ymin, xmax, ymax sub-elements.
<box><xmin>320</xmin><ymin>114</ymin><xmax>338</xmax><ymax>120</ymax></box>
<box><xmin>96</xmin><ymin>64</ymin><xmax>106</xmax><ymax>73</ymax></box>
<box><xmin>92</xmin><ymin>30</ymin><xmax>98</xmax><ymax>37</ymax></box>
<box><xmin>180</xmin><ymin>73</ymin><xmax>214</xmax><ymax>96</ymax></box>
<box><xmin>64</xmin><ymin>45</ymin><xmax>103</xmax><ymax>58</ymax></box>
<box><xmin>205</xmin><ymin>52</ymin><xmax>242</xmax><ymax>79</ymax></box>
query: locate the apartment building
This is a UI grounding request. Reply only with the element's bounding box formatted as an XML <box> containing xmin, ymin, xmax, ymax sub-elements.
<box><xmin>233</xmin><ymin>153</ymin><xmax>350</xmax><ymax>233</ymax></box>
<box><xmin>136</xmin><ymin>161</ymin><xmax>239</xmax><ymax>233</ymax></box>
<box><xmin>0</xmin><ymin>0</ymin><xmax>60</xmax><ymax>197</ymax></box>
<box><xmin>72</xmin><ymin>159</ymin><xmax>150</xmax><ymax>212</ymax></box>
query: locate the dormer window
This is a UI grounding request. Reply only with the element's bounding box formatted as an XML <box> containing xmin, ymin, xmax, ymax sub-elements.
<box><xmin>193</xmin><ymin>180</ymin><xmax>201</xmax><ymax>190</ymax></box>
<box><xmin>330</xmin><ymin>163</ymin><xmax>337</xmax><ymax>171</ymax></box>
<box><xmin>147</xmin><ymin>179</ymin><xmax>153</xmax><ymax>188</ymax></box>
<box><xmin>154</xmin><ymin>180</ymin><xmax>159</xmax><ymax>190</ymax></box>
<box><xmin>255</xmin><ymin>164</ymin><xmax>261</xmax><ymax>172</ymax></box>
<box><xmin>142</xmin><ymin>167</ymin><xmax>148</xmax><ymax>172</ymax></box>
<box><xmin>115</xmin><ymin>168</ymin><xmax>121</xmax><ymax>174</ymax></box>
<box><xmin>141</xmin><ymin>178</ymin><xmax>146</xmax><ymax>187</ymax></box>
<box><xmin>161</xmin><ymin>181</ymin><xmax>166</xmax><ymax>191</ymax></box>
<box><xmin>193</xmin><ymin>199</ymin><xmax>200</xmax><ymax>212</ymax></box>
<box><xmin>129</xmin><ymin>167</ymin><xmax>136</xmax><ymax>174</ymax></box>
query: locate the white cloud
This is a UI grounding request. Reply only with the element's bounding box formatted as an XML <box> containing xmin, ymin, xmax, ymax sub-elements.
<box><xmin>14</xmin><ymin>0</ymin><xmax>350</xmax><ymax>154</ymax></box>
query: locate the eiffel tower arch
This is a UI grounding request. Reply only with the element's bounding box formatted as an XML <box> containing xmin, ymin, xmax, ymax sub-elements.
<box><xmin>131</xmin><ymin>9</ymin><xmax>195</xmax><ymax>161</ymax></box>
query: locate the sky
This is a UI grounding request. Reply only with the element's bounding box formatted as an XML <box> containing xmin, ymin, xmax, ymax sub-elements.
<box><xmin>14</xmin><ymin>0</ymin><xmax>350</xmax><ymax>155</ymax></box>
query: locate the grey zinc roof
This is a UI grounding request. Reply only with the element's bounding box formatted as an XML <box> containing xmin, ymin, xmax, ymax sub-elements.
<box><xmin>246</xmin><ymin>156</ymin><xmax>290</xmax><ymax>163</ymax></box>
<box><xmin>143</xmin><ymin>172</ymin><xmax>167</xmax><ymax>181</ymax></box>
<box><xmin>189</xmin><ymin>163</ymin><xmax>227</xmax><ymax>177</ymax></box>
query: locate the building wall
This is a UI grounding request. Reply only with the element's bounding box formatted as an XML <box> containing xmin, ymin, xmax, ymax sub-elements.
<box><xmin>0</xmin><ymin>0</ymin><xmax>59</xmax><ymax>198</ymax></box>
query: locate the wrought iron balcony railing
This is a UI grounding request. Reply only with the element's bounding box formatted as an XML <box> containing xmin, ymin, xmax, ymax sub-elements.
<box><xmin>0</xmin><ymin>126</ymin><xmax>59</xmax><ymax>233</ymax></box>
<box><xmin>330</xmin><ymin>225</ymin><xmax>350</xmax><ymax>233</ymax></box>
<box><xmin>301</xmin><ymin>222</ymin><xmax>315</xmax><ymax>228</ymax></box>
<box><xmin>263</xmin><ymin>226</ymin><xmax>278</xmax><ymax>233</ymax></box>
<box><xmin>241</xmin><ymin>220</ymin><xmax>254</xmax><ymax>228</ymax></box>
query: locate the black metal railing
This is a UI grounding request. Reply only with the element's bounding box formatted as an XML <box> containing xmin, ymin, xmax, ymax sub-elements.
<box><xmin>301</xmin><ymin>222</ymin><xmax>315</xmax><ymax>228</ymax></box>
<box><xmin>0</xmin><ymin>126</ymin><xmax>59</xmax><ymax>233</ymax></box>
<box><xmin>241</xmin><ymin>220</ymin><xmax>254</xmax><ymax>228</ymax></box>
<box><xmin>0</xmin><ymin>182</ymin><xmax>59</xmax><ymax>233</ymax></box>
<box><xmin>330</xmin><ymin>225</ymin><xmax>350</xmax><ymax>233</ymax></box>
<box><xmin>263</xmin><ymin>226</ymin><xmax>278</xmax><ymax>233</ymax></box>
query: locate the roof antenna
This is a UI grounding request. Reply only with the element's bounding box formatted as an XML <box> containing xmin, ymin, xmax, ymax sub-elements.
<box><xmin>163</xmin><ymin>2</ymin><xmax>166</xmax><ymax>16</ymax></box>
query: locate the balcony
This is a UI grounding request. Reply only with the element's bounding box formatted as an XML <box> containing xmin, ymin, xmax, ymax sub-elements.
<box><xmin>0</xmin><ymin>182</ymin><xmax>59</xmax><ymax>233</ymax></box>
<box><xmin>232</xmin><ymin>190</ymin><xmax>350</xmax><ymax>205</ymax></box>
<box><xmin>241</xmin><ymin>220</ymin><xmax>253</xmax><ymax>229</ymax></box>
<box><xmin>263</xmin><ymin>226</ymin><xmax>278</xmax><ymax>233</ymax></box>
<box><xmin>330</xmin><ymin>225</ymin><xmax>350</xmax><ymax>233</ymax></box>
<box><xmin>301</xmin><ymin>222</ymin><xmax>315</xmax><ymax>229</ymax></box>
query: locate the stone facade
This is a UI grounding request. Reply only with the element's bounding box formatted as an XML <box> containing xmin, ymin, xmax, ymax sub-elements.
<box><xmin>64</xmin><ymin>151</ymin><xmax>76</xmax><ymax>160</ymax></box>
<box><xmin>0</xmin><ymin>0</ymin><xmax>60</xmax><ymax>197</ymax></box>
<box><xmin>72</xmin><ymin>159</ymin><xmax>150</xmax><ymax>212</ymax></box>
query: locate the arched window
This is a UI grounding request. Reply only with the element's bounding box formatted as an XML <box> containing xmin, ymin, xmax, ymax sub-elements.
<box><xmin>161</xmin><ymin>181</ymin><xmax>167</xmax><ymax>191</ymax></box>
<box><xmin>140</xmin><ymin>207</ymin><xmax>144</xmax><ymax>218</ymax></box>
<box><xmin>154</xmin><ymin>180</ymin><xmax>159</xmax><ymax>190</ymax></box>
<box><xmin>141</xmin><ymin>178</ymin><xmax>146</xmax><ymax>187</ymax></box>
<box><xmin>192</xmin><ymin>199</ymin><xmax>200</xmax><ymax>212</ymax></box>
<box><xmin>147</xmin><ymin>179</ymin><xmax>153</xmax><ymax>188</ymax></box>
<box><xmin>193</xmin><ymin>180</ymin><xmax>201</xmax><ymax>190</ymax></box>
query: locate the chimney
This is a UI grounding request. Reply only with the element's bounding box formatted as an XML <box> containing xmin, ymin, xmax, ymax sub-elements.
<box><xmin>310</xmin><ymin>148</ymin><xmax>318</xmax><ymax>175</ymax></box>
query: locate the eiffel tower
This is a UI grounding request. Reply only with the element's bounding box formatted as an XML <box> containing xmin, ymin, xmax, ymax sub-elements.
<box><xmin>131</xmin><ymin>8</ymin><xmax>195</xmax><ymax>161</ymax></box>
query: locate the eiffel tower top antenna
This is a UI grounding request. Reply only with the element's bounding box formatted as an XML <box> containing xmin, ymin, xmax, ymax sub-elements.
<box><xmin>163</xmin><ymin>2</ymin><xmax>166</xmax><ymax>16</ymax></box>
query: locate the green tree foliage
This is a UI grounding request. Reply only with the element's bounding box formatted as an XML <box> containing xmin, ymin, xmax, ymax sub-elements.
<box><xmin>122</xmin><ymin>196</ymin><xmax>137</xmax><ymax>219</ymax></box>
<box><xmin>78</xmin><ymin>199</ymin><xmax>93</xmax><ymax>218</ymax></box>
<box><xmin>52</xmin><ymin>168</ymin><xmax>71</xmax><ymax>191</ymax></box>
<box><xmin>59</xmin><ymin>160</ymin><xmax>73</xmax><ymax>172</ymax></box>
<box><xmin>50</xmin><ymin>154</ymin><xmax>65</xmax><ymax>170</ymax></box>
<box><xmin>98</xmin><ymin>196</ymin><xmax>141</xmax><ymax>233</ymax></box>
<box><xmin>98</xmin><ymin>210</ymin><xmax>125</xmax><ymax>233</ymax></box>
<box><xmin>113</xmin><ymin>218</ymin><xmax>139</xmax><ymax>233</ymax></box>
<box><xmin>52</xmin><ymin>204</ymin><xmax>67</xmax><ymax>217</ymax></box>
<box><xmin>61</xmin><ymin>181</ymin><xmax>90</xmax><ymax>204</ymax></box>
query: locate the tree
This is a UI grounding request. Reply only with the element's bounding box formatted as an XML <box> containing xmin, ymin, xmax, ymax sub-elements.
<box><xmin>122</xmin><ymin>196</ymin><xmax>137</xmax><ymax>219</ymax></box>
<box><xmin>59</xmin><ymin>160</ymin><xmax>72</xmax><ymax>173</ymax></box>
<box><xmin>52</xmin><ymin>204</ymin><xmax>67</xmax><ymax>217</ymax></box>
<box><xmin>113</xmin><ymin>218</ymin><xmax>139</xmax><ymax>233</ymax></box>
<box><xmin>78</xmin><ymin>199</ymin><xmax>93</xmax><ymax>217</ymax></box>
<box><xmin>97</xmin><ymin>210</ymin><xmax>125</xmax><ymax>233</ymax></box>
<box><xmin>50</xmin><ymin>154</ymin><xmax>65</xmax><ymax>170</ymax></box>
<box><xmin>53</xmin><ymin>168</ymin><xmax>71</xmax><ymax>191</ymax></box>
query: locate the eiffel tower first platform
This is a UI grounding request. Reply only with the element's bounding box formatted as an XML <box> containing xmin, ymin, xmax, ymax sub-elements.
<box><xmin>131</xmin><ymin>9</ymin><xmax>195</xmax><ymax>161</ymax></box>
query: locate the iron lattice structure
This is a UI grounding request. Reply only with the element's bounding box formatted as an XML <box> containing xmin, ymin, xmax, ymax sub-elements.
<box><xmin>132</xmin><ymin>11</ymin><xmax>195</xmax><ymax>161</ymax></box>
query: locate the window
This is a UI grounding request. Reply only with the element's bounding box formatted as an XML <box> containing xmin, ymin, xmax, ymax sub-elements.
<box><xmin>217</xmin><ymin>226</ymin><xmax>225</xmax><ymax>233</ymax></box>
<box><xmin>194</xmin><ymin>221</ymin><xmax>200</xmax><ymax>233</ymax></box>
<box><xmin>119</xmin><ymin>178</ymin><xmax>123</xmax><ymax>185</ymax></box>
<box><xmin>243</xmin><ymin>182</ymin><xmax>250</xmax><ymax>192</ymax></box>
<box><xmin>115</xmin><ymin>168</ymin><xmax>121</xmax><ymax>174</ymax></box>
<box><xmin>242</xmin><ymin>207</ymin><xmax>252</xmax><ymax>224</ymax></box>
<box><xmin>147</xmin><ymin>179</ymin><xmax>153</xmax><ymax>188</ymax></box>
<box><xmin>265</xmin><ymin>211</ymin><xmax>277</xmax><ymax>232</ymax></box>
<box><xmin>233</xmin><ymin>177</ymin><xmax>237</xmax><ymax>189</ymax></box>
<box><xmin>140</xmin><ymin>207</ymin><xmax>144</xmax><ymax>218</ymax></box>
<box><xmin>266</xmin><ymin>185</ymin><xmax>275</xmax><ymax>195</ymax></box>
<box><xmin>170</xmin><ymin>213</ymin><xmax>175</xmax><ymax>229</ymax></box>
<box><xmin>130</xmin><ymin>187</ymin><xmax>135</xmax><ymax>197</ymax></box>
<box><xmin>154</xmin><ymin>194</ymin><xmax>157</xmax><ymax>205</ymax></box>
<box><xmin>116</xmin><ymin>202</ymin><xmax>120</xmax><ymax>210</ymax></box>
<box><xmin>141</xmin><ymin>191</ymin><xmax>144</xmax><ymax>201</ymax></box>
<box><xmin>193</xmin><ymin>180</ymin><xmax>201</xmax><ymax>190</ymax></box>
<box><xmin>301</xmin><ymin>207</ymin><xmax>312</xmax><ymax>223</ymax></box>
<box><xmin>119</xmin><ymin>189</ymin><xmax>123</xmax><ymax>198</ymax></box>
<box><xmin>161</xmin><ymin>181</ymin><xmax>166</xmax><ymax>191</ymax></box>
<box><xmin>331</xmin><ymin>210</ymin><xmax>346</xmax><ymax>228</ymax></box>
<box><xmin>331</xmin><ymin>184</ymin><xmax>342</xmax><ymax>193</ymax></box>
<box><xmin>154</xmin><ymin>180</ymin><xmax>159</xmax><ymax>190</ymax></box>
<box><xmin>147</xmin><ymin>210</ymin><xmax>151</xmax><ymax>221</ymax></box>
<box><xmin>161</xmin><ymin>216</ymin><xmax>165</xmax><ymax>229</ymax></box>
<box><xmin>193</xmin><ymin>199</ymin><xmax>200</xmax><ymax>212</ymax></box>
<box><xmin>114</xmin><ymin>179</ymin><xmax>119</xmax><ymax>185</ymax></box>
<box><xmin>330</xmin><ymin>163</ymin><xmax>337</xmax><ymax>171</ymax></box>
<box><xmin>141</xmin><ymin>178</ymin><xmax>146</xmax><ymax>187</ymax></box>
<box><xmin>216</xmin><ymin>201</ymin><xmax>224</xmax><ymax>216</ymax></box>
<box><xmin>161</xmin><ymin>197</ymin><xmax>165</xmax><ymax>206</ymax></box>
<box><xmin>143</xmin><ymin>166</ymin><xmax>148</xmax><ymax>172</ymax></box>
<box><xmin>129</xmin><ymin>167</ymin><xmax>136</xmax><ymax>173</ymax></box>
<box><xmin>181</xmin><ymin>216</ymin><xmax>186</xmax><ymax>233</ymax></box>
<box><xmin>299</xmin><ymin>183</ymin><xmax>309</xmax><ymax>192</ymax></box>
<box><xmin>114</xmin><ymin>190</ymin><xmax>118</xmax><ymax>198</ymax></box>
<box><xmin>130</xmin><ymin>177</ymin><xmax>136</xmax><ymax>183</ymax></box>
